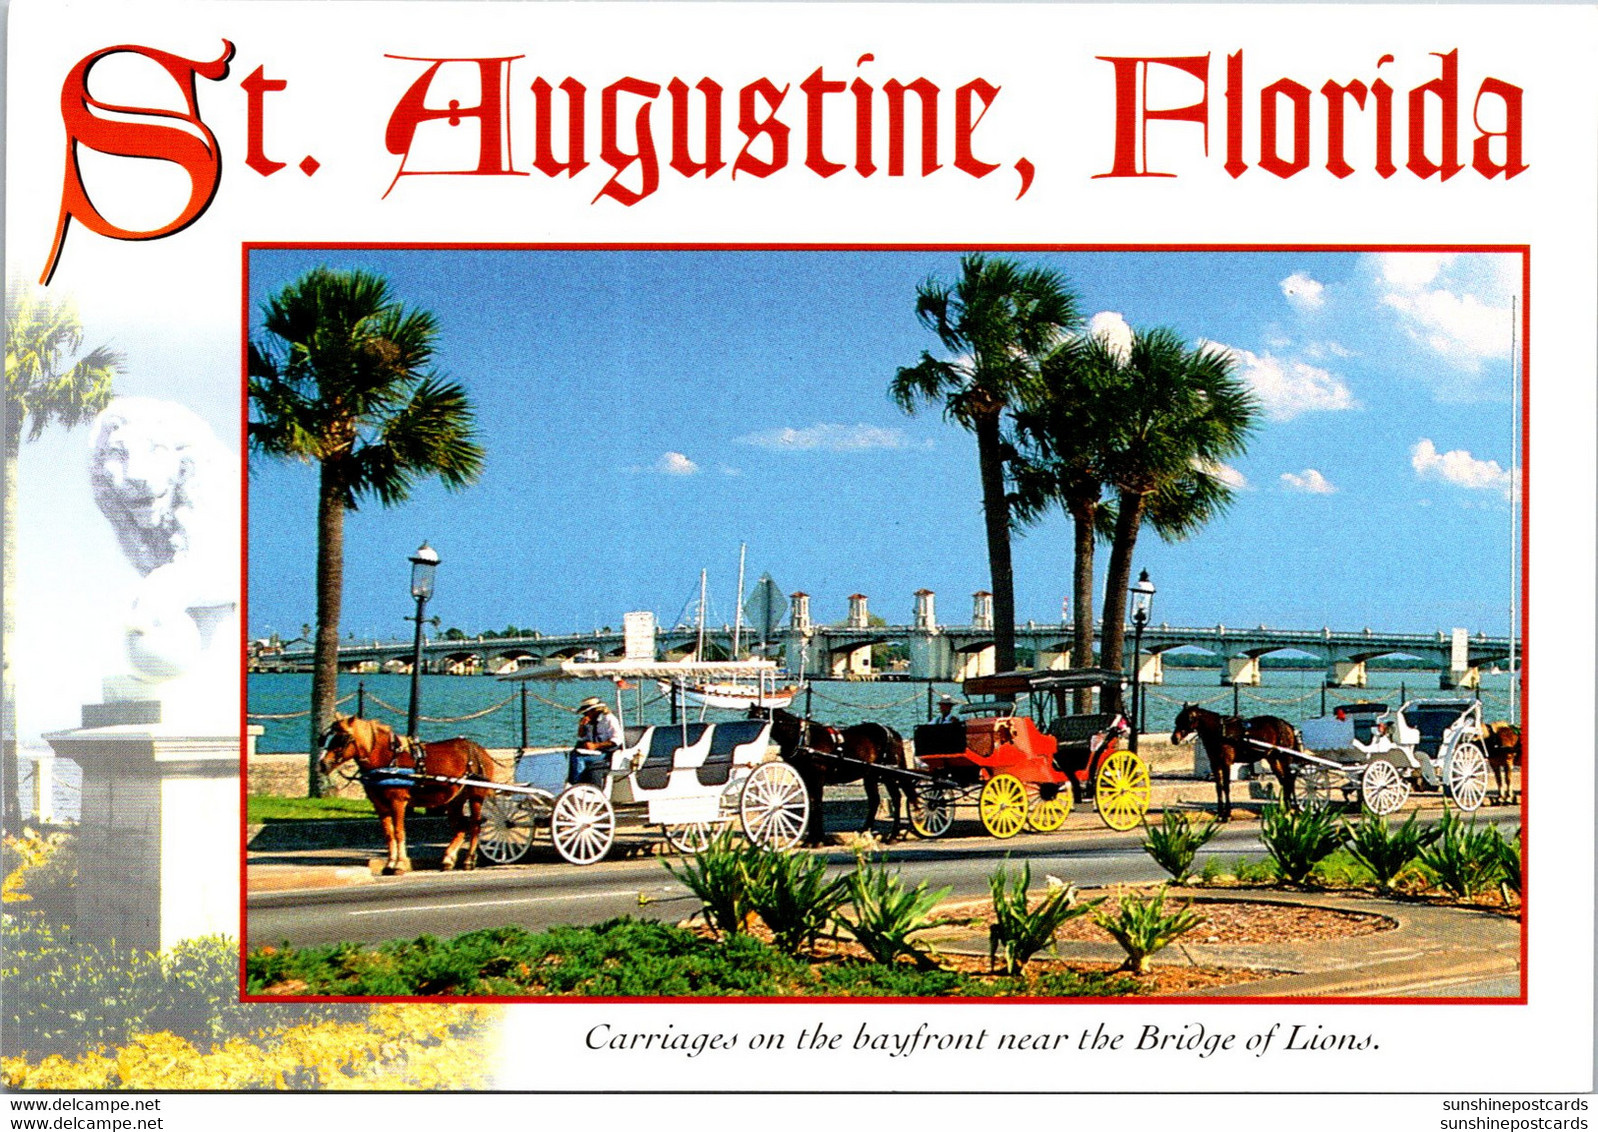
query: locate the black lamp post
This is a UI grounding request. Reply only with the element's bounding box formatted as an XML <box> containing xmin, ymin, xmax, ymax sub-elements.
<box><xmin>1128</xmin><ymin>569</ymin><xmax>1156</xmax><ymax>753</ymax></box>
<box><xmin>406</xmin><ymin>542</ymin><xmax>439</xmax><ymax>739</ymax></box>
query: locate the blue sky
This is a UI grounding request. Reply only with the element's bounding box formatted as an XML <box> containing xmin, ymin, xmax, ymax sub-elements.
<box><xmin>245</xmin><ymin>248</ymin><xmax>1520</xmax><ymax>643</ymax></box>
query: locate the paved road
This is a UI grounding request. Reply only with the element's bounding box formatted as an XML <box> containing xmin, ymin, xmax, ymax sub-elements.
<box><xmin>245</xmin><ymin>806</ymin><xmax>1520</xmax><ymax>949</ymax></box>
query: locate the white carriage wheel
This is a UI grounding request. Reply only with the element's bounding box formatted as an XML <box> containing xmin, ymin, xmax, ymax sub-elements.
<box><xmin>662</xmin><ymin>822</ymin><xmax>719</xmax><ymax>854</ymax></box>
<box><xmin>1291</xmin><ymin>766</ymin><xmax>1332</xmax><ymax>809</ymax></box>
<box><xmin>1360</xmin><ymin>758</ymin><xmax>1411</xmax><ymax>816</ymax></box>
<box><xmin>1446</xmin><ymin>742</ymin><xmax>1490</xmax><ymax>812</ymax></box>
<box><xmin>550</xmin><ymin>784</ymin><xmax>615</xmax><ymax>865</ymax></box>
<box><xmin>478</xmin><ymin>794</ymin><xmax>540</xmax><ymax>865</ymax></box>
<box><xmin>739</xmin><ymin>762</ymin><xmax>810</xmax><ymax>850</ymax></box>
<box><xmin>909</xmin><ymin>786</ymin><xmax>955</xmax><ymax>839</ymax></box>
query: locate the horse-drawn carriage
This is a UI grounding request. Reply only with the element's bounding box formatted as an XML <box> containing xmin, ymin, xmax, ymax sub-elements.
<box><xmin>318</xmin><ymin>659</ymin><xmax>812</xmax><ymax>871</ymax></box>
<box><xmin>907</xmin><ymin>669</ymin><xmax>1151</xmax><ymax>837</ymax></box>
<box><xmin>1285</xmin><ymin>698</ymin><xmax>1493</xmax><ymax>815</ymax></box>
<box><xmin>476</xmin><ymin>659</ymin><xmax>812</xmax><ymax>864</ymax></box>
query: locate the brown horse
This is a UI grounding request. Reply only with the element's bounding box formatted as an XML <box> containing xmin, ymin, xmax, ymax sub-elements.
<box><xmin>1170</xmin><ymin>704</ymin><xmax>1302</xmax><ymax>821</ymax></box>
<box><xmin>754</xmin><ymin>707</ymin><xmax>912</xmax><ymax>845</ymax></box>
<box><xmin>1481</xmin><ymin>720</ymin><xmax>1522</xmax><ymax>803</ymax></box>
<box><xmin>318</xmin><ymin>715</ymin><xmax>502</xmax><ymax>874</ymax></box>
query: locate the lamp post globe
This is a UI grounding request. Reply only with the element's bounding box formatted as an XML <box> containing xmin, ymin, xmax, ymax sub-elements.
<box><xmin>406</xmin><ymin>542</ymin><xmax>441</xmax><ymax>738</ymax></box>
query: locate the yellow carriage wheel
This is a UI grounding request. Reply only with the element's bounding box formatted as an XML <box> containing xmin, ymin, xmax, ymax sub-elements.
<box><xmin>979</xmin><ymin>774</ymin><xmax>1029</xmax><ymax>839</ymax></box>
<box><xmin>1026</xmin><ymin>786</ymin><xmax>1073</xmax><ymax>833</ymax></box>
<box><xmin>1095</xmin><ymin>751</ymin><xmax>1152</xmax><ymax>831</ymax></box>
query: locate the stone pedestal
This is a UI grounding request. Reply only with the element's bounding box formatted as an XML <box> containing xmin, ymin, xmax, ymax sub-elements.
<box><xmin>45</xmin><ymin>708</ymin><xmax>259</xmax><ymax>952</ymax></box>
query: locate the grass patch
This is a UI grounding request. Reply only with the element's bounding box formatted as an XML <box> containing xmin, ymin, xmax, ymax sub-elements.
<box><xmin>1307</xmin><ymin>847</ymin><xmax>1378</xmax><ymax>889</ymax></box>
<box><xmin>248</xmin><ymin>795</ymin><xmax>376</xmax><ymax>822</ymax></box>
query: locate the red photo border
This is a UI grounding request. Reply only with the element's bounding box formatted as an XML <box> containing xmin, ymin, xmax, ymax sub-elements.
<box><xmin>238</xmin><ymin>241</ymin><xmax>1530</xmax><ymax>1010</ymax></box>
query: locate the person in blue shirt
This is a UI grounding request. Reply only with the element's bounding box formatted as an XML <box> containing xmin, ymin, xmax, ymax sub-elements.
<box><xmin>569</xmin><ymin>696</ymin><xmax>622</xmax><ymax>786</ymax></box>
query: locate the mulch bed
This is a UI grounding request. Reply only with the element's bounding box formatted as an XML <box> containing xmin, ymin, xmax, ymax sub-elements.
<box><xmin>936</xmin><ymin>886</ymin><xmax>1395</xmax><ymax>949</ymax></box>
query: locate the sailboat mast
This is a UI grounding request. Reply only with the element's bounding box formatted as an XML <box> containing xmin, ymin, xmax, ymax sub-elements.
<box><xmin>696</xmin><ymin>569</ymin><xmax>707</xmax><ymax>662</ymax></box>
<box><xmin>733</xmin><ymin>543</ymin><xmax>747</xmax><ymax>659</ymax></box>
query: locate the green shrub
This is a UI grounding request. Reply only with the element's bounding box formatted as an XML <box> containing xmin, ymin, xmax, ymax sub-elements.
<box><xmin>1341</xmin><ymin>812</ymin><xmax>1439</xmax><ymax>893</ymax></box>
<box><xmin>1306</xmin><ymin>847</ymin><xmax>1376</xmax><ymax>889</ymax></box>
<box><xmin>745</xmin><ymin>849</ymin><xmax>846</xmax><ymax>953</ymax></box>
<box><xmin>1487</xmin><ymin>825</ymin><xmax>1522</xmax><ymax>900</ymax></box>
<box><xmin>1199</xmin><ymin>855</ymin><xmax>1229</xmax><ymax>884</ymax></box>
<box><xmin>834</xmin><ymin>856</ymin><xmax>949</xmax><ymax>970</ymax></box>
<box><xmin>246</xmin><ymin>919</ymin><xmax>805</xmax><ymax>997</ymax></box>
<box><xmin>661</xmin><ymin>829</ymin><xmax>762</xmax><ymax>936</ymax></box>
<box><xmin>1259</xmin><ymin>803</ymin><xmax>1345</xmax><ymax>885</ymax></box>
<box><xmin>3</xmin><ymin>917</ymin><xmax>357</xmax><ymax>1060</ymax></box>
<box><xmin>1142</xmin><ymin>810</ymin><xmax>1221</xmax><ymax>884</ymax></box>
<box><xmin>987</xmin><ymin>864</ymin><xmax>1101</xmax><ymax>976</ymax></box>
<box><xmin>1418</xmin><ymin>812</ymin><xmax>1506</xmax><ymax>900</ymax></box>
<box><xmin>1093</xmin><ymin>889</ymin><xmax>1205</xmax><ymax>975</ymax></box>
<box><xmin>1232</xmin><ymin>856</ymin><xmax>1281</xmax><ymax>884</ymax></box>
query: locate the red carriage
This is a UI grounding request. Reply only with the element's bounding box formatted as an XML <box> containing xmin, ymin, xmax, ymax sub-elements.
<box><xmin>907</xmin><ymin>668</ymin><xmax>1152</xmax><ymax>837</ymax></box>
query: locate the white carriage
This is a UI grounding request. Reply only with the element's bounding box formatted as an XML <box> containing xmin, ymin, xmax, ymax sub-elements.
<box><xmin>475</xmin><ymin>659</ymin><xmax>811</xmax><ymax>865</ymax></box>
<box><xmin>1288</xmin><ymin>698</ymin><xmax>1492</xmax><ymax>815</ymax></box>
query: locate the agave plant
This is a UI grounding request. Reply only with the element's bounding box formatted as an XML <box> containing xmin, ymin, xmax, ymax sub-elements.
<box><xmin>1093</xmin><ymin>888</ymin><xmax>1205</xmax><ymax>975</ymax></box>
<box><xmin>661</xmin><ymin>830</ymin><xmax>760</xmax><ymax>936</ymax></box>
<box><xmin>834</xmin><ymin>855</ymin><xmax>950</xmax><ymax>970</ymax></box>
<box><xmin>1419</xmin><ymin>811</ymin><xmax>1508</xmax><ymax>900</ymax></box>
<box><xmin>987</xmin><ymin>863</ymin><xmax>1102</xmax><ymax>976</ymax></box>
<box><xmin>1141</xmin><ymin>809</ymin><xmax>1222</xmax><ymax>884</ymax></box>
<box><xmin>1259</xmin><ymin>803</ymin><xmax>1345</xmax><ymax>885</ymax></box>
<box><xmin>745</xmin><ymin>849</ymin><xmax>848</xmax><ymax>953</ymax></box>
<box><xmin>1341</xmin><ymin>811</ymin><xmax>1439</xmax><ymax>894</ymax></box>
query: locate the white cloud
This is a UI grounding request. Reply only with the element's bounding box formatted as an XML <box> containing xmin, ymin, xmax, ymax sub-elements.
<box><xmin>736</xmin><ymin>423</ymin><xmax>914</xmax><ymax>452</ymax></box>
<box><xmin>1280</xmin><ymin>273</ymin><xmax>1326</xmax><ymax>311</ymax></box>
<box><xmin>1196</xmin><ymin>458</ymin><xmax>1250</xmax><ymax>491</ymax></box>
<box><xmin>1281</xmin><ymin>468</ymin><xmax>1337</xmax><ymax>494</ymax></box>
<box><xmin>657</xmin><ymin>451</ymin><xmax>700</xmax><ymax>475</ymax></box>
<box><xmin>1202</xmin><ymin>339</ymin><xmax>1358</xmax><ymax>421</ymax></box>
<box><xmin>1410</xmin><ymin>439</ymin><xmax>1515</xmax><ymax>499</ymax></box>
<box><xmin>717</xmin><ymin>464</ymin><xmax>742</xmax><ymax>477</ymax></box>
<box><xmin>1087</xmin><ymin>310</ymin><xmax>1134</xmax><ymax>362</ymax></box>
<box><xmin>1302</xmin><ymin>340</ymin><xmax>1355</xmax><ymax>361</ymax></box>
<box><xmin>1367</xmin><ymin>253</ymin><xmax>1516</xmax><ymax>373</ymax></box>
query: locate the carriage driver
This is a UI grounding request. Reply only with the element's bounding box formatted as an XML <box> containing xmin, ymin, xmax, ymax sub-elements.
<box><xmin>569</xmin><ymin>696</ymin><xmax>623</xmax><ymax>787</ymax></box>
<box><xmin>933</xmin><ymin>695</ymin><xmax>959</xmax><ymax>725</ymax></box>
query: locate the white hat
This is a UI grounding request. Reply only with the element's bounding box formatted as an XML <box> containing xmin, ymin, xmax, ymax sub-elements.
<box><xmin>577</xmin><ymin>696</ymin><xmax>606</xmax><ymax>714</ymax></box>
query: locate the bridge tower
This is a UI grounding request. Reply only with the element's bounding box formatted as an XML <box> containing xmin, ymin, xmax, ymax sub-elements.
<box><xmin>847</xmin><ymin>593</ymin><xmax>870</xmax><ymax>628</ymax></box>
<box><xmin>790</xmin><ymin>592</ymin><xmax>812</xmax><ymax>631</ymax></box>
<box><xmin>908</xmin><ymin>588</ymin><xmax>953</xmax><ymax>680</ymax></box>
<box><xmin>972</xmin><ymin>591</ymin><xmax>993</xmax><ymax>631</ymax></box>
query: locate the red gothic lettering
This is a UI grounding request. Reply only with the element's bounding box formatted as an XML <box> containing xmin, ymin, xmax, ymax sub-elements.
<box><xmin>43</xmin><ymin>41</ymin><xmax>232</xmax><ymax>284</ymax></box>
<box><xmin>1095</xmin><ymin>54</ymin><xmax>1210</xmax><ymax>178</ymax></box>
<box><xmin>383</xmin><ymin>56</ymin><xmax>522</xmax><ymax>197</ymax></box>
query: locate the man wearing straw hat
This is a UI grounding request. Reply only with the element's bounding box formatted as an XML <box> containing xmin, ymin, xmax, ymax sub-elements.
<box><xmin>933</xmin><ymin>694</ymin><xmax>959</xmax><ymax>725</ymax></box>
<box><xmin>569</xmin><ymin>696</ymin><xmax>623</xmax><ymax>787</ymax></box>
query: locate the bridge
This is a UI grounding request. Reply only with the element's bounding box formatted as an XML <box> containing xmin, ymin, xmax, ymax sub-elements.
<box><xmin>249</xmin><ymin>588</ymin><xmax>1514</xmax><ymax>689</ymax></box>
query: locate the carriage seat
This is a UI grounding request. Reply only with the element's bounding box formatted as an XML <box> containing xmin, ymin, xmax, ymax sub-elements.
<box><xmin>623</xmin><ymin>724</ymin><xmax>650</xmax><ymax>748</ymax></box>
<box><xmin>634</xmin><ymin>722</ymin><xmax>711</xmax><ymax>790</ymax></box>
<box><xmin>913</xmin><ymin>721</ymin><xmax>968</xmax><ymax>758</ymax></box>
<box><xmin>1045</xmin><ymin>713</ymin><xmax>1112</xmax><ymax>768</ymax></box>
<box><xmin>697</xmin><ymin>720</ymin><xmax>771</xmax><ymax>786</ymax></box>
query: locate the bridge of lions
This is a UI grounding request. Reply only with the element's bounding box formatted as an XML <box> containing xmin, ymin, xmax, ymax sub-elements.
<box><xmin>251</xmin><ymin>589</ymin><xmax>1510</xmax><ymax>690</ymax></box>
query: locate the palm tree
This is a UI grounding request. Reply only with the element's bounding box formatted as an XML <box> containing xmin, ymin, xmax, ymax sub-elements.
<box><xmin>249</xmin><ymin>269</ymin><xmax>484</xmax><ymax>794</ymax></box>
<box><xmin>890</xmin><ymin>254</ymin><xmax>1081</xmax><ymax>672</ymax></box>
<box><xmin>1009</xmin><ymin>334</ymin><xmax>1120</xmax><ymax>704</ymax></box>
<box><xmin>1094</xmin><ymin>327</ymin><xmax>1257</xmax><ymax>703</ymax></box>
<box><xmin>4</xmin><ymin>283</ymin><xmax>121</xmax><ymax>829</ymax></box>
